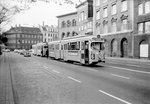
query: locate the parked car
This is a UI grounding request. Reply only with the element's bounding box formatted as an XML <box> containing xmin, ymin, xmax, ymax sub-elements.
<box><xmin>4</xmin><ymin>49</ymin><xmax>10</xmax><ymax>52</ymax></box>
<box><xmin>24</xmin><ymin>51</ymin><xmax>31</xmax><ymax>57</ymax></box>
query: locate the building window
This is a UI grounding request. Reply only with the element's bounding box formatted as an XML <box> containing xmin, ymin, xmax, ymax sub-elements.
<box><xmin>112</xmin><ymin>4</ymin><xmax>117</xmax><ymax>15</ymax></box>
<box><xmin>138</xmin><ymin>4</ymin><xmax>143</xmax><ymax>15</ymax></box>
<box><xmin>67</xmin><ymin>32</ymin><xmax>70</xmax><ymax>37</ymax></box>
<box><xmin>103</xmin><ymin>7</ymin><xmax>108</xmax><ymax>18</ymax></box>
<box><xmin>121</xmin><ymin>0</ymin><xmax>127</xmax><ymax>12</ymax></box>
<box><xmin>72</xmin><ymin>19</ymin><xmax>76</xmax><ymax>26</ymax></box>
<box><xmin>67</xmin><ymin>20</ymin><xmax>71</xmax><ymax>27</ymax></box>
<box><xmin>79</xmin><ymin>27</ymin><xmax>81</xmax><ymax>31</ymax></box>
<box><xmin>145</xmin><ymin>1</ymin><xmax>150</xmax><ymax>14</ymax></box>
<box><xmin>81</xmin><ymin>11</ymin><xmax>84</xmax><ymax>21</ymax></box>
<box><xmin>96</xmin><ymin>0</ymin><xmax>100</xmax><ymax>6</ymax></box>
<box><xmin>61</xmin><ymin>21</ymin><xmax>66</xmax><ymax>28</ymax></box>
<box><xmin>112</xmin><ymin>22</ymin><xmax>117</xmax><ymax>33</ymax></box>
<box><xmin>96</xmin><ymin>10</ymin><xmax>100</xmax><ymax>20</ymax></box>
<box><xmin>145</xmin><ymin>21</ymin><xmax>150</xmax><ymax>33</ymax></box>
<box><xmin>138</xmin><ymin>23</ymin><xmax>144</xmax><ymax>33</ymax></box>
<box><xmin>103</xmin><ymin>23</ymin><xmax>108</xmax><ymax>34</ymax></box>
<box><xmin>121</xmin><ymin>19</ymin><xmax>128</xmax><ymax>31</ymax></box>
<box><xmin>62</xmin><ymin>33</ymin><xmax>65</xmax><ymax>39</ymax></box>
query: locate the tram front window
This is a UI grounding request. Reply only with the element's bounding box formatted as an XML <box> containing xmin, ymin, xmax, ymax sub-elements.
<box><xmin>91</xmin><ymin>42</ymin><xmax>104</xmax><ymax>50</ymax></box>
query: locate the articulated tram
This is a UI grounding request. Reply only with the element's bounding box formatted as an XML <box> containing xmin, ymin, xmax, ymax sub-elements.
<box><xmin>48</xmin><ymin>35</ymin><xmax>105</xmax><ymax>65</ymax></box>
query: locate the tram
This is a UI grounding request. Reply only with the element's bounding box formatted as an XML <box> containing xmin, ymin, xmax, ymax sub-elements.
<box><xmin>32</xmin><ymin>42</ymin><xmax>48</xmax><ymax>57</ymax></box>
<box><xmin>48</xmin><ymin>35</ymin><xmax>105</xmax><ymax>65</ymax></box>
<box><xmin>48</xmin><ymin>40</ymin><xmax>61</xmax><ymax>59</ymax></box>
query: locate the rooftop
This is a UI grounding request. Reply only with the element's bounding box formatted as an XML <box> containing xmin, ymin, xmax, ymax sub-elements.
<box><xmin>56</xmin><ymin>12</ymin><xmax>77</xmax><ymax>18</ymax></box>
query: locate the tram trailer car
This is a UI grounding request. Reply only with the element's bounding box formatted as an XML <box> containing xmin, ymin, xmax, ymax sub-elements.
<box><xmin>48</xmin><ymin>35</ymin><xmax>105</xmax><ymax>65</ymax></box>
<box><xmin>48</xmin><ymin>41</ymin><xmax>61</xmax><ymax>59</ymax></box>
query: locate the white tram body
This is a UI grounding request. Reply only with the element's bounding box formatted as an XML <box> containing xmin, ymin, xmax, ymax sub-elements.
<box><xmin>48</xmin><ymin>40</ymin><xmax>61</xmax><ymax>59</ymax></box>
<box><xmin>48</xmin><ymin>35</ymin><xmax>105</xmax><ymax>65</ymax></box>
<box><xmin>32</xmin><ymin>42</ymin><xmax>48</xmax><ymax>56</ymax></box>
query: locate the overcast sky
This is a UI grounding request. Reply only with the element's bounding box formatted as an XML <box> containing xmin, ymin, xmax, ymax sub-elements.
<box><xmin>12</xmin><ymin>1</ymin><xmax>77</xmax><ymax>27</ymax></box>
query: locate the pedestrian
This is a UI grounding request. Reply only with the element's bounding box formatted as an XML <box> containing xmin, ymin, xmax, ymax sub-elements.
<box><xmin>46</xmin><ymin>49</ymin><xmax>49</xmax><ymax>59</ymax></box>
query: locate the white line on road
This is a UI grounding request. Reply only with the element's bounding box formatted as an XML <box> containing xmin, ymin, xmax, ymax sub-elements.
<box><xmin>110</xmin><ymin>73</ymin><xmax>130</xmax><ymax>79</ymax></box>
<box><xmin>85</xmin><ymin>68</ymin><xmax>98</xmax><ymax>72</ymax></box>
<box><xmin>52</xmin><ymin>70</ymin><xmax>60</xmax><ymax>74</ymax></box>
<box><xmin>104</xmin><ymin>65</ymin><xmax>150</xmax><ymax>75</ymax></box>
<box><xmin>43</xmin><ymin>66</ymin><xmax>48</xmax><ymax>69</ymax></box>
<box><xmin>108</xmin><ymin>62</ymin><xmax>141</xmax><ymax>67</ymax></box>
<box><xmin>99</xmin><ymin>90</ymin><xmax>132</xmax><ymax>104</ymax></box>
<box><xmin>126</xmin><ymin>64</ymin><xmax>141</xmax><ymax>67</ymax></box>
<box><xmin>67</xmin><ymin>76</ymin><xmax>82</xmax><ymax>83</ymax></box>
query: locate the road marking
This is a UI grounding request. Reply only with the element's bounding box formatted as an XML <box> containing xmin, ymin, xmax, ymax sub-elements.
<box><xmin>126</xmin><ymin>64</ymin><xmax>141</xmax><ymax>67</ymax></box>
<box><xmin>108</xmin><ymin>62</ymin><xmax>141</xmax><ymax>67</ymax></box>
<box><xmin>99</xmin><ymin>90</ymin><xmax>132</xmax><ymax>104</ymax></box>
<box><xmin>85</xmin><ymin>68</ymin><xmax>98</xmax><ymax>72</ymax></box>
<box><xmin>52</xmin><ymin>70</ymin><xmax>60</xmax><ymax>74</ymax></box>
<box><xmin>110</xmin><ymin>73</ymin><xmax>130</xmax><ymax>79</ymax></box>
<box><xmin>67</xmin><ymin>76</ymin><xmax>82</xmax><ymax>83</ymax></box>
<box><xmin>104</xmin><ymin>65</ymin><xmax>150</xmax><ymax>75</ymax></box>
<box><xmin>43</xmin><ymin>66</ymin><xmax>48</xmax><ymax>69</ymax></box>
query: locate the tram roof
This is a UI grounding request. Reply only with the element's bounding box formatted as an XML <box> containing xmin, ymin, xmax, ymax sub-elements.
<box><xmin>61</xmin><ymin>35</ymin><xmax>105</xmax><ymax>42</ymax></box>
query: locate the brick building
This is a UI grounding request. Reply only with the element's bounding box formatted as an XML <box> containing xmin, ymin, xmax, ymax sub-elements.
<box><xmin>133</xmin><ymin>0</ymin><xmax>150</xmax><ymax>59</ymax></box>
<box><xmin>93</xmin><ymin>0</ymin><xmax>134</xmax><ymax>58</ymax></box>
<box><xmin>5</xmin><ymin>26</ymin><xmax>42</xmax><ymax>50</ymax></box>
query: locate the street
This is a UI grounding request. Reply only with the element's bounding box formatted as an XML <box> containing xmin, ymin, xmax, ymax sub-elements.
<box><xmin>0</xmin><ymin>52</ymin><xmax>150</xmax><ymax>104</ymax></box>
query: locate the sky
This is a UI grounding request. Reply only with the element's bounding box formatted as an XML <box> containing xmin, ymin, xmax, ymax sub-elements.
<box><xmin>11</xmin><ymin>1</ymin><xmax>77</xmax><ymax>27</ymax></box>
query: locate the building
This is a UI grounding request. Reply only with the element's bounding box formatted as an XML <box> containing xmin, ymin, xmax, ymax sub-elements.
<box><xmin>133</xmin><ymin>0</ymin><xmax>150</xmax><ymax>59</ymax></box>
<box><xmin>76</xmin><ymin>0</ymin><xmax>93</xmax><ymax>36</ymax></box>
<box><xmin>5</xmin><ymin>26</ymin><xmax>42</xmax><ymax>50</ymax></box>
<box><xmin>57</xmin><ymin>12</ymin><xmax>78</xmax><ymax>40</ymax></box>
<box><xmin>40</xmin><ymin>24</ymin><xmax>59</xmax><ymax>42</ymax></box>
<box><xmin>57</xmin><ymin>0</ymin><xmax>93</xmax><ymax>40</ymax></box>
<box><xmin>93</xmin><ymin>0</ymin><xmax>134</xmax><ymax>58</ymax></box>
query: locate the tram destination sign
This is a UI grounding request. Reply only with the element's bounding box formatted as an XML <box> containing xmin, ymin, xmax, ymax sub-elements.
<box><xmin>92</xmin><ymin>37</ymin><xmax>105</xmax><ymax>42</ymax></box>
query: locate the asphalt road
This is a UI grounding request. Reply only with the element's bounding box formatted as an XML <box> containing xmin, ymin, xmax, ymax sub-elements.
<box><xmin>6</xmin><ymin>52</ymin><xmax>150</xmax><ymax>104</ymax></box>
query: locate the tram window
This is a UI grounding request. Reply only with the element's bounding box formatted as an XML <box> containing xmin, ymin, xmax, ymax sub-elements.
<box><xmin>61</xmin><ymin>45</ymin><xmax>63</xmax><ymax>50</ymax></box>
<box><xmin>70</xmin><ymin>42</ymin><xmax>78</xmax><ymax>50</ymax></box>
<box><xmin>101</xmin><ymin>43</ymin><xmax>105</xmax><ymax>50</ymax></box>
<box><xmin>81</xmin><ymin>42</ymin><xmax>84</xmax><ymax>50</ymax></box>
<box><xmin>91</xmin><ymin>42</ymin><xmax>100</xmax><ymax>50</ymax></box>
<box><xmin>76</xmin><ymin>41</ymin><xmax>80</xmax><ymax>50</ymax></box>
<box><xmin>91</xmin><ymin>42</ymin><xmax>104</xmax><ymax>50</ymax></box>
<box><xmin>68</xmin><ymin>43</ymin><xmax>70</xmax><ymax>50</ymax></box>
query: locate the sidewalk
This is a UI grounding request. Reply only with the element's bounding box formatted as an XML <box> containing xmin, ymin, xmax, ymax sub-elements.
<box><xmin>0</xmin><ymin>53</ymin><xmax>14</xmax><ymax>104</ymax></box>
<box><xmin>106</xmin><ymin>56</ymin><xmax>150</xmax><ymax>63</ymax></box>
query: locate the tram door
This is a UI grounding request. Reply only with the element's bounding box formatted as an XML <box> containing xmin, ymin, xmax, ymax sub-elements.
<box><xmin>81</xmin><ymin>41</ymin><xmax>89</xmax><ymax>64</ymax></box>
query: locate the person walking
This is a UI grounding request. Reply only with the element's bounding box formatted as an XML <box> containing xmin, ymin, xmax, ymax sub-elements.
<box><xmin>46</xmin><ymin>49</ymin><xmax>49</xmax><ymax>59</ymax></box>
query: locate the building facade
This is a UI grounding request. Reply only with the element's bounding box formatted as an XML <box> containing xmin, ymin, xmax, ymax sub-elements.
<box><xmin>40</xmin><ymin>24</ymin><xmax>58</xmax><ymax>42</ymax></box>
<box><xmin>133</xmin><ymin>0</ymin><xmax>150</xmax><ymax>59</ymax></box>
<box><xmin>5</xmin><ymin>26</ymin><xmax>42</xmax><ymax>50</ymax></box>
<box><xmin>76</xmin><ymin>0</ymin><xmax>93</xmax><ymax>36</ymax></box>
<box><xmin>93</xmin><ymin>0</ymin><xmax>134</xmax><ymax>58</ymax></box>
<box><xmin>57</xmin><ymin>12</ymin><xmax>78</xmax><ymax>40</ymax></box>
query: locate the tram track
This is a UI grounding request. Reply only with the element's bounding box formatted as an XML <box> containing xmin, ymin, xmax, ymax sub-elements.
<box><xmin>8</xmin><ymin>54</ymin><xmax>19</xmax><ymax>104</ymax></box>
